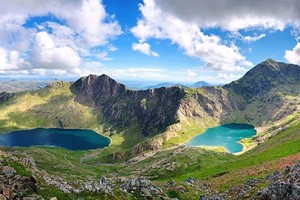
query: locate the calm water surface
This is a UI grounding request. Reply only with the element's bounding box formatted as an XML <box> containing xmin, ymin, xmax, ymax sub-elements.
<box><xmin>0</xmin><ymin>128</ymin><xmax>111</xmax><ymax>150</ymax></box>
<box><xmin>187</xmin><ymin>124</ymin><xmax>256</xmax><ymax>153</ymax></box>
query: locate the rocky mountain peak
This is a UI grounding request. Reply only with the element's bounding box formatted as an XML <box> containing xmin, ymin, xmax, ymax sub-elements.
<box><xmin>224</xmin><ymin>59</ymin><xmax>300</xmax><ymax>101</ymax></box>
<box><xmin>71</xmin><ymin>74</ymin><xmax>127</xmax><ymax>106</ymax></box>
<box><xmin>260</xmin><ymin>58</ymin><xmax>281</xmax><ymax>71</ymax></box>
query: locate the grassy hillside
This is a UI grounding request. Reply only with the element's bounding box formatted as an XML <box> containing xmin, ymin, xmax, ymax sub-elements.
<box><xmin>0</xmin><ymin>82</ymin><xmax>101</xmax><ymax>132</ymax></box>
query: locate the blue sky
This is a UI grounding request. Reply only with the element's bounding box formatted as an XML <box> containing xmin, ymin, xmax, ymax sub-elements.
<box><xmin>0</xmin><ymin>0</ymin><xmax>300</xmax><ymax>84</ymax></box>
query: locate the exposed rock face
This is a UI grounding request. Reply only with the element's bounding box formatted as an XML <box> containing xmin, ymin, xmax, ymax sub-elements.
<box><xmin>0</xmin><ymin>157</ymin><xmax>41</xmax><ymax>200</ymax></box>
<box><xmin>258</xmin><ymin>161</ymin><xmax>300</xmax><ymax>200</ymax></box>
<box><xmin>71</xmin><ymin>74</ymin><xmax>127</xmax><ymax>106</ymax></box>
<box><xmin>72</xmin><ymin>74</ymin><xmax>185</xmax><ymax>136</ymax></box>
<box><xmin>181</xmin><ymin>87</ymin><xmax>238</xmax><ymax>120</ymax></box>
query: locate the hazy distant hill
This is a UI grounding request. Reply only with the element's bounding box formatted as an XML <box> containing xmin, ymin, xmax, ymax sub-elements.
<box><xmin>0</xmin><ymin>80</ymin><xmax>52</xmax><ymax>92</ymax></box>
<box><xmin>146</xmin><ymin>82</ymin><xmax>187</xmax><ymax>89</ymax></box>
<box><xmin>145</xmin><ymin>81</ymin><xmax>212</xmax><ymax>89</ymax></box>
<box><xmin>189</xmin><ymin>81</ymin><xmax>211</xmax><ymax>88</ymax></box>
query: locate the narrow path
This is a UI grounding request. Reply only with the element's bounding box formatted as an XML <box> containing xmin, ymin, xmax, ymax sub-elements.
<box><xmin>64</xmin><ymin>155</ymin><xmax>75</xmax><ymax>168</ymax></box>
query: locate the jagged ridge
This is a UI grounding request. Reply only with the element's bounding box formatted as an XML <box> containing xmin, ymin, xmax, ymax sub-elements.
<box><xmin>71</xmin><ymin>74</ymin><xmax>185</xmax><ymax>136</ymax></box>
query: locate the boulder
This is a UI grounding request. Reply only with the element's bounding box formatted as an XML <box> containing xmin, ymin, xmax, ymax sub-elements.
<box><xmin>2</xmin><ymin>166</ymin><xmax>16</xmax><ymax>177</ymax></box>
<box><xmin>184</xmin><ymin>177</ymin><xmax>196</xmax><ymax>185</ymax></box>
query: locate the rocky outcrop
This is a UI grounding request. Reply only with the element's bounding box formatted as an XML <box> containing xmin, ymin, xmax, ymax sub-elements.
<box><xmin>199</xmin><ymin>161</ymin><xmax>300</xmax><ymax>200</ymax></box>
<box><xmin>84</xmin><ymin>176</ymin><xmax>113</xmax><ymax>194</ymax></box>
<box><xmin>0</xmin><ymin>157</ymin><xmax>41</xmax><ymax>200</ymax></box>
<box><xmin>130</xmin><ymin>137</ymin><xmax>163</xmax><ymax>155</ymax></box>
<box><xmin>258</xmin><ymin>161</ymin><xmax>300</xmax><ymax>200</ymax></box>
<box><xmin>121</xmin><ymin>177</ymin><xmax>165</xmax><ymax>198</ymax></box>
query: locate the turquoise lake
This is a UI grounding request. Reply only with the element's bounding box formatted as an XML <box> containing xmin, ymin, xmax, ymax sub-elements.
<box><xmin>0</xmin><ymin>128</ymin><xmax>111</xmax><ymax>150</ymax></box>
<box><xmin>187</xmin><ymin>124</ymin><xmax>256</xmax><ymax>153</ymax></box>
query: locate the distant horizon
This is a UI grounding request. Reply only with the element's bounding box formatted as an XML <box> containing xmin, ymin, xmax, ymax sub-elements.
<box><xmin>0</xmin><ymin>74</ymin><xmax>211</xmax><ymax>85</ymax></box>
<box><xmin>0</xmin><ymin>58</ymin><xmax>289</xmax><ymax>85</ymax></box>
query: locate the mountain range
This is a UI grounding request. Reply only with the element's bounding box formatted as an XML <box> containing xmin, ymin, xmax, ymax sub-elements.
<box><xmin>0</xmin><ymin>59</ymin><xmax>299</xmax><ymax>199</ymax></box>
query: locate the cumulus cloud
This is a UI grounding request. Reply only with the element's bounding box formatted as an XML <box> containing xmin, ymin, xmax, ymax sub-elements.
<box><xmin>0</xmin><ymin>48</ymin><xmax>31</xmax><ymax>71</ymax></box>
<box><xmin>0</xmin><ymin>0</ymin><xmax>121</xmax><ymax>46</ymax></box>
<box><xmin>285</xmin><ymin>43</ymin><xmax>300</xmax><ymax>65</ymax></box>
<box><xmin>31</xmin><ymin>32</ymin><xmax>81</xmax><ymax>73</ymax></box>
<box><xmin>132</xmin><ymin>42</ymin><xmax>159</xmax><ymax>57</ymax></box>
<box><xmin>0</xmin><ymin>0</ymin><xmax>121</xmax><ymax>76</ymax></box>
<box><xmin>131</xmin><ymin>0</ymin><xmax>250</xmax><ymax>72</ymax></box>
<box><xmin>155</xmin><ymin>0</ymin><xmax>300</xmax><ymax>31</ymax></box>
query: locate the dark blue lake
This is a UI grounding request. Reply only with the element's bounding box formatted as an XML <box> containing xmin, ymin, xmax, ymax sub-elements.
<box><xmin>0</xmin><ymin>128</ymin><xmax>111</xmax><ymax>150</ymax></box>
<box><xmin>187</xmin><ymin>123</ymin><xmax>256</xmax><ymax>153</ymax></box>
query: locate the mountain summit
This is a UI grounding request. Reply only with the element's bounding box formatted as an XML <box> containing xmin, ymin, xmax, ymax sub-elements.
<box><xmin>71</xmin><ymin>74</ymin><xmax>127</xmax><ymax>106</ymax></box>
<box><xmin>225</xmin><ymin>59</ymin><xmax>300</xmax><ymax>100</ymax></box>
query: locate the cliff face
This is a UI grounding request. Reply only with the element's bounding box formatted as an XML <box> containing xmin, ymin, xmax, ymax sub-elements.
<box><xmin>71</xmin><ymin>74</ymin><xmax>185</xmax><ymax>136</ymax></box>
<box><xmin>191</xmin><ymin>87</ymin><xmax>238</xmax><ymax>119</ymax></box>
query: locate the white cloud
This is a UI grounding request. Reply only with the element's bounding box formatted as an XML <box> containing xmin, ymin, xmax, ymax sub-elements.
<box><xmin>81</xmin><ymin>67</ymin><xmax>168</xmax><ymax>80</ymax></box>
<box><xmin>31</xmin><ymin>32</ymin><xmax>81</xmax><ymax>74</ymax></box>
<box><xmin>217</xmin><ymin>73</ymin><xmax>242</xmax><ymax>81</ymax></box>
<box><xmin>132</xmin><ymin>42</ymin><xmax>159</xmax><ymax>57</ymax></box>
<box><xmin>154</xmin><ymin>0</ymin><xmax>300</xmax><ymax>31</ymax></box>
<box><xmin>187</xmin><ymin>69</ymin><xmax>197</xmax><ymax>80</ymax></box>
<box><xmin>285</xmin><ymin>43</ymin><xmax>300</xmax><ymax>65</ymax></box>
<box><xmin>0</xmin><ymin>48</ymin><xmax>31</xmax><ymax>71</ymax></box>
<box><xmin>197</xmin><ymin>73</ymin><xmax>243</xmax><ymax>84</ymax></box>
<box><xmin>131</xmin><ymin>0</ymin><xmax>250</xmax><ymax>72</ymax></box>
<box><xmin>230</xmin><ymin>32</ymin><xmax>266</xmax><ymax>43</ymax></box>
<box><xmin>0</xmin><ymin>0</ymin><xmax>121</xmax><ymax>76</ymax></box>
<box><xmin>61</xmin><ymin>0</ymin><xmax>122</xmax><ymax>46</ymax></box>
<box><xmin>243</xmin><ymin>34</ymin><xmax>266</xmax><ymax>42</ymax></box>
<box><xmin>0</xmin><ymin>0</ymin><xmax>121</xmax><ymax>47</ymax></box>
<box><xmin>108</xmin><ymin>45</ymin><xmax>118</xmax><ymax>52</ymax></box>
